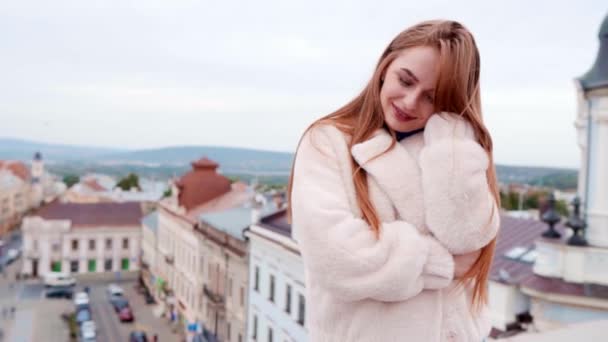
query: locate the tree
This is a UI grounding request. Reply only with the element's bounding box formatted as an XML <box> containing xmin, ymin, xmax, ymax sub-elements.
<box><xmin>116</xmin><ymin>173</ymin><xmax>141</xmax><ymax>191</ymax></box>
<box><xmin>62</xmin><ymin>174</ymin><xmax>80</xmax><ymax>188</ymax></box>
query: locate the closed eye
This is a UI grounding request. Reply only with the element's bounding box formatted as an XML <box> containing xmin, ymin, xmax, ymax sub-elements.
<box><xmin>399</xmin><ymin>77</ymin><xmax>413</xmax><ymax>87</ymax></box>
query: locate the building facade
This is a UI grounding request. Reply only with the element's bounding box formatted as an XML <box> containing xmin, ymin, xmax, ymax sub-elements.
<box><xmin>21</xmin><ymin>202</ymin><xmax>143</xmax><ymax>278</ymax></box>
<box><xmin>246</xmin><ymin>210</ymin><xmax>307</xmax><ymax>342</ymax></box>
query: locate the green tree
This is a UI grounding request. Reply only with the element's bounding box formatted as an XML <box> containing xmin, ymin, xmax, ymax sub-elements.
<box><xmin>555</xmin><ymin>199</ymin><xmax>570</xmax><ymax>217</ymax></box>
<box><xmin>116</xmin><ymin>173</ymin><xmax>141</xmax><ymax>191</ymax></box>
<box><xmin>62</xmin><ymin>174</ymin><xmax>80</xmax><ymax>188</ymax></box>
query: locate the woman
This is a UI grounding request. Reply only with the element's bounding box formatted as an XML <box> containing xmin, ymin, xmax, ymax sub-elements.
<box><xmin>289</xmin><ymin>20</ymin><xmax>500</xmax><ymax>342</ymax></box>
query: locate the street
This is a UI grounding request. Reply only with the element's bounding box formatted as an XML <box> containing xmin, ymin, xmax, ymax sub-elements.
<box><xmin>0</xmin><ymin>229</ymin><xmax>178</xmax><ymax>342</ymax></box>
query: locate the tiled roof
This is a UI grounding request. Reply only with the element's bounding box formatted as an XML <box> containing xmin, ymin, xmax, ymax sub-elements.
<box><xmin>258</xmin><ymin>209</ymin><xmax>291</xmax><ymax>238</ymax></box>
<box><xmin>489</xmin><ymin>215</ymin><xmax>563</xmax><ymax>284</ymax></box>
<box><xmin>176</xmin><ymin>158</ymin><xmax>231</xmax><ymax>211</ymax></box>
<box><xmin>0</xmin><ymin>161</ymin><xmax>30</xmax><ymax>181</ymax></box>
<box><xmin>200</xmin><ymin>202</ymin><xmax>278</xmax><ymax>241</ymax></box>
<box><xmin>34</xmin><ymin>201</ymin><xmax>142</xmax><ymax>227</ymax></box>
<box><xmin>491</xmin><ymin>215</ymin><xmax>608</xmax><ymax>300</ymax></box>
<box><xmin>83</xmin><ymin>179</ymin><xmax>107</xmax><ymax>192</ymax></box>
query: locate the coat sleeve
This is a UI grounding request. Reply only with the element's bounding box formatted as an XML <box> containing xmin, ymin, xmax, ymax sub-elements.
<box><xmin>291</xmin><ymin>126</ymin><xmax>454</xmax><ymax>303</ymax></box>
<box><xmin>418</xmin><ymin>114</ymin><xmax>500</xmax><ymax>254</ymax></box>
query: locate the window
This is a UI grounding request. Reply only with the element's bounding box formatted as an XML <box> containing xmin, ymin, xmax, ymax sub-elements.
<box><xmin>104</xmin><ymin>258</ymin><xmax>113</xmax><ymax>271</ymax></box>
<box><xmin>122</xmin><ymin>238</ymin><xmax>129</xmax><ymax>250</ymax></box>
<box><xmin>240</xmin><ymin>286</ymin><xmax>245</xmax><ymax>307</ymax></box>
<box><xmin>254</xmin><ymin>266</ymin><xmax>260</xmax><ymax>291</ymax></box>
<box><xmin>268</xmin><ymin>327</ymin><xmax>273</xmax><ymax>342</ymax></box>
<box><xmin>121</xmin><ymin>258</ymin><xmax>130</xmax><ymax>270</ymax></box>
<box><xmin>200</xmin><ymin>256</ymin><xmax>205</xmax><ymax>276</ymax></box>
<box><xmin>71</xmin><ymin>239</ymin><xmax>78</xmax><ymax>251</ymax></box>
<box><xmin>105</xmin><ymin>238</ymin><xmax>112</xmax><ymax>250</ymax></box>
<box><xmin>51</xmin><ymin>260</ymin><xmax>61</xmax><ymax>272</ymax></box>
<box><xmin>32</xmin><ymin>239</ymin><xmax>38</xmax><ymax>251</ymax></box>
<box><xmin>227</xmin><ymin>322</ymin><xmax>231</xmax><ymax>341</ymax></box>
<box><xmin>228</xmin><ymin>277</ymin><xmax>233</xmax><ymax>297</ymax></box>
<box><xmin>269</xmin><ymin>274</ymin><xmax>275</xmax><ymax>302</ymax></box>
<box><xmin>297</xmin><ymin>294</ymin><xmax>305</xmax><ymax>326</ymax></box>
<box><xmin>252</xmin><ymin>315</ymin><xmax>258</xmax><ymax>340</ymax></box>
<box><xmin>88</xmin><ymin>239</ymin><xmax>96</xmax><ymax>251</ymax></box>
<box><xmin>285</xmin><ymin>284</ymin><xmax>292</xmax><ymax>313</ymax></box>
<box><xmin>88</xmin><ymin>259</ymin><xmax>96</xmax><ymax>272</ymax></box>
<box><xmin>70</xmin><ymin>260</ymin><xmax>79</xmax><ymax>273</ymax></box>
<box><xmin>51</xmin><ymin>242</ymin><xmax>61</xmax><ymax>252</ymax></box>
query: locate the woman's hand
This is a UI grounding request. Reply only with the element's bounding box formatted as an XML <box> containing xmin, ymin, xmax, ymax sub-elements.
<box><xmin>453</xmin><ymin>249</ymin><xmax>481</xmax><ymax>278</ymax></box>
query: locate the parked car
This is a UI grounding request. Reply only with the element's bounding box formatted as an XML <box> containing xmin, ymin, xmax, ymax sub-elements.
<box><xmin>43</xmin><ymin>273</ymin><xmax>76</xmax><ymax>287</ymax></box>
<box><xmin>75</xmin><ymin>303</ymin><xmax>90</xmax><ymax>315</ymax></box>
<box><xmin>106</xmin><ymin>283</ymin><xmax>124</xmax><ymax>297</ymax></box>
<box><xmin>5</xmin><ymin>248</ymin><xmax>21</xmax><ymax>264</ymax></box>
<box><xmin>75</xmin><ymin>309</ymin><xmax>92</xmax><ymax>326</ymax></box>
<box><xmin>118</xmin><ymin>307</ymin><xmax>134</xmax><ymax>322</ymax></box>
<box><xmin>74</xmin><ymin>291</ymin><xmax>89</xmax><ymax>306</ymax></box>
<box><xmin>80</xmin><ymin>321</ymin><xmax>96</xmax><ymax>340</ymax></box>
<box><xmin>111</xmin><ymin>298</ymin><xmax>130</xmax><ymax>313</ymax></box>
<box><xmin>144</xmin><ymin>292</ymin><xmax>155</xmax><ymax>304</ymax></box>
<box><xmin>129</xmin><ymin>331</ymin><xmax>148</xmax><ymax>342</ymax></box>
<box><xmin>81</xmin><ymin>320</ymin><xmax>96</xmax><ymax>332</ymax></box>
<box><xmin>45</xmin><ymin>286</ymin><xmax>74</xmax><ymax>299</ymax></box>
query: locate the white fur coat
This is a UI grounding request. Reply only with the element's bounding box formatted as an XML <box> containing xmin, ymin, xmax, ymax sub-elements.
<box><xmin>291</xmin><ymin>113</ymin><xmax>500</xmax><ymax>342</ymax></box>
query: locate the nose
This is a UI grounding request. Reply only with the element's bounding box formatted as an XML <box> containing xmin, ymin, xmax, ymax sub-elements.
<box><xmin>398</xmin><ymin>92</ymin><xmax>419</xmax><ymax>113</ymax></box>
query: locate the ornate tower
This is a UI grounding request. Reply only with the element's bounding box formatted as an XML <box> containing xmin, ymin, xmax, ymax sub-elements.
<box><xmin>575</xmin><ymin>13</ymin><xmax>608</xmax><ymax>247</ymax></box>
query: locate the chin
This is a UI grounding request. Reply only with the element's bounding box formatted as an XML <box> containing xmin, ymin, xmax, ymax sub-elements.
<box><xmin>385</xmin><ymin>117</ymin><xmax>422</xmax><ymax>133</ymax></box>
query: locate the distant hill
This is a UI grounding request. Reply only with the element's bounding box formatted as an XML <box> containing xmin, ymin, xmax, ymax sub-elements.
<box><xmin>0</xmin><ymin>137</ymin><xmax>292</xmax><ymax>174</ymax></box>
<box><xmin>98</xmin><ymin>146</ymin><xmax>294</xmax><ymax>173</ymax></box>
<box><xmin>1</xmin><ymin>137</ymin><xmax>578</xmax><ymax>189</ymax></box>
<box><xmin>0</xmin><ymin>137</ymin><xmax>124</xmax><ymax>161</ymax></box>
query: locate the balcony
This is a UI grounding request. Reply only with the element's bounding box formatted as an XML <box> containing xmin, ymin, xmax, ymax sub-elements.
<box><xmin>203</xmin><ymin>285</ymin><xmax>225</xmax><ymax>305</ymax></box>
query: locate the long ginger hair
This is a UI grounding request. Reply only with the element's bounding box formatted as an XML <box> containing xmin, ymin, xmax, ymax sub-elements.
<box><xmin>288</xmin><ymin>20</ymin><xmax>500</xmax><ymax>311</ymax></box>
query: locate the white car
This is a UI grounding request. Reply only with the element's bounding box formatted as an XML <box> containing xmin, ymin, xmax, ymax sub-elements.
<box><xmin>81</xmin><ymin>320</ymin><xmax>96</xmax><ymax>332</ymax></box>
<box><xmin>74</xmin><ymin>291</ymin><xmax>90</xmax><ymax>306</ymax></box>
<box><xmin>80</xmin><ymin>322</ymin><xmax>96</xmax><ymax>340</ymax></box>
<box><xmin>106</xmin><ymin>283</ymin><xmax>124</xmax><ymax>297</ymax></box>
<box><xmin>5</xmin><ymin>248</ymin><xmax>20</xmax><ymax>264</ymax></box>
<box><xmin>43</xmin><ymin>273</ymin><xmax>77</xmax><ymax>287</ymax></box>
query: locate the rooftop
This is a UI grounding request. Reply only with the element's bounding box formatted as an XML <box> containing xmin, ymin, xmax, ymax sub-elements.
<box><xmin>176</xmin><ymin>157</ymin><xmax>231</xmax><ymax>211</ymax></box>
<box><xmin>257</xmin><ymin>209</ymin><xmax>291</xmax><ymax>238</ymax></box>
<box><xmin>34</xmin><ymin>201</ymin><xmax>142</xmax><ymax>227</ymax></box>
<box><xmin>200</xmin><ymin>201</ymin><xmax>278</xmax><ymax>240</ymax></box>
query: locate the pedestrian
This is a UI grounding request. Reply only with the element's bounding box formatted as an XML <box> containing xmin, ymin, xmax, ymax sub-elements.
<box><xmin>153</xmin><ymin>333</ymin><xmax>158</xmax><ymax>342</ymax></box>
<box><xmin>289</xmin><ymin>20</ymin><xmax>500</xmax><ymax>342</ymax></box>
<box><xmin>10</xmin><ymin>306</ymin><xmax>15</xmax><ymax>319</ymax></box>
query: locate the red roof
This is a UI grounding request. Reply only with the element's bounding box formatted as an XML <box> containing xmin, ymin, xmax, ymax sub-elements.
<box><xmin>176</xmin><ymin>158</ymin><xmax>231</xmax><ymax>211</ymax></box>
<box><xmin>83</xmin><ymin>179</ymin><xmax>107</xmax><ymax>192</ymax></box>
<box><xmin>34</xmin><ymin>201</ymin><xmax>142</xmax><ymax>227</ymax></box>
<box><xmin>0</xmin><ymin>161</ymin><xmax>30</xmax><ymax>181</ymax></box>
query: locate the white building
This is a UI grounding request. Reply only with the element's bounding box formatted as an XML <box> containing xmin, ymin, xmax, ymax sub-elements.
<box><xmin>487</xmin><ymin>13</ymin><xmax>608</xmax><ymax>339</ymax></box>
<box><xmin>141</xmin><ymin>210</ymin><xmax>159</xmax><ymax>295</ymax></box>
<box><xmin>245</xmin><ymin>209</ymin><xmax>307</xmax><ymax>342</ymax></box>
<box><xmin>21</xmin><ymin>201</ymin><xmax>143</xmax><ymax>278</ymax></box>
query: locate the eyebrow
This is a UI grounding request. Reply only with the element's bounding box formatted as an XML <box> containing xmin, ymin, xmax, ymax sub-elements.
<box><xmin>401</xmin><ymin>68</ymin><xmax>419</xmax><ymax>83</ymax></box>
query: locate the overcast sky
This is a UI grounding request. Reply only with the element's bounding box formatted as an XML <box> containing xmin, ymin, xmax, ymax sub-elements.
<box><xmin>0</xmin><ymin>0</ymin><xmax>605</xmax><ymax>168</ymax></box>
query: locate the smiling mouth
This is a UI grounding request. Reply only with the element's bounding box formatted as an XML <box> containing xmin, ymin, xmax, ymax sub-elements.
<box><xmin>392</xmin><ymin>103</ymin><xmax>415</xmax><ymax>122</ymax></box>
